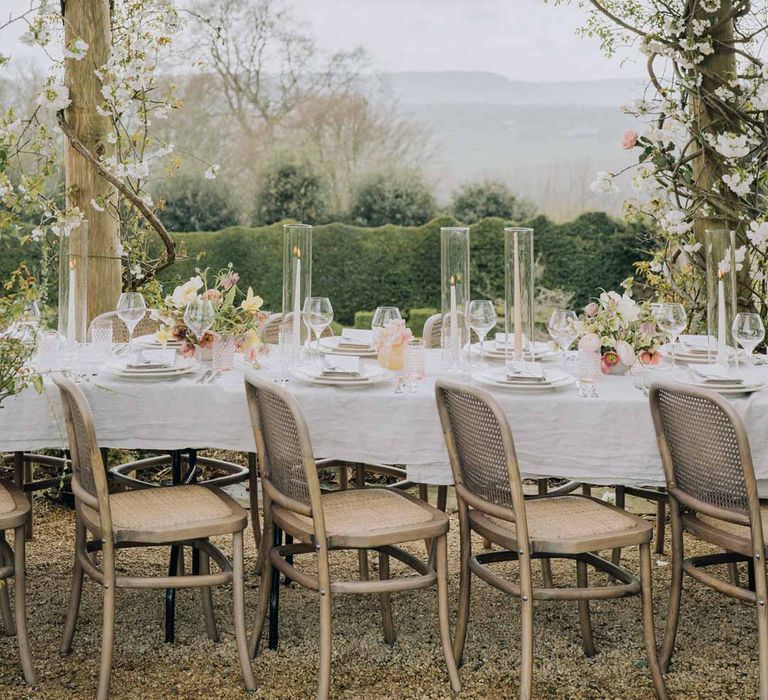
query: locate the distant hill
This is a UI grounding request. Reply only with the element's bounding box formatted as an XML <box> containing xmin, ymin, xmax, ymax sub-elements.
<box><xmin>377</xmin><ymin>71</ymin><xmax>641</xmax><ymax>218</ymax></box>
<box><xmin>380</xmin><ymin>71</ymin><xmax>642</xmax><ymax>107</ymax></box>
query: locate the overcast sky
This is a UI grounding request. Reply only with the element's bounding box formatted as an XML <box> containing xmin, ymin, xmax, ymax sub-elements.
<box><xmin>2</xmin><ymin>0</ymin><xmax>644</xmax><ymax>82</ymax></box>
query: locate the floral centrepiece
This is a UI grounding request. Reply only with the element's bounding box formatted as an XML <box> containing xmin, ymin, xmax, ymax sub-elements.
<box><xmin>578</xmin><ymin>289</ymin><xmax>662</xmax><ymax>374</ymax></box>
<box><xmin>153</xmin><ymin>265</ymin><xmax>268</xmax><ymax>362</ymax></box>
<box><xmin>372</xmin><ymin>320</ymin><xmax>413</xmax><ymax>370</ymax></box>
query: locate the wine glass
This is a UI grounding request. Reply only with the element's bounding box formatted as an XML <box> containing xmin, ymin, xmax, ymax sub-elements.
<box><xmin>183</xmin><ymin>297</ymin><xmax>215</xmax><ymax>343</ymax></box>
<box><xmin>732</xmin><ymin>312</ymin><xmax>765</xmax><ymax>368</ymax></box>
<box><xmin>116</xmin><ymin>292</ymin><xmax>147</xmax><ymax>354</ymax></box>
<box><xmin>372</xmin><ymin>306</ymin><xmax>402</xmax><ymax>366</ymax></box>
<box><xmin>548</xmin><ymin>310</ymin><xmax>579</xmax><ymax>370</ymax></box>
<box><xmin>654</xmin><ymin>303</ymin><xmax>687</xmax><ymax>368</ymax></box>
<box><xmin>21</xmin><ymin>300</ymin><xmax>41</xmax><ymax>327</ymax></box>
<box><xmin>468</xmin><ymin>300</ymin><xmax>497</xmax><ymax>364</ymax></box>
<box><xmin>303</xmin><ymin>297</ymin><xmax>334</xmax><ymax>359</ymax></box>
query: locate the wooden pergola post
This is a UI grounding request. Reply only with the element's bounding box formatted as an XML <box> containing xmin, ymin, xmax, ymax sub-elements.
<box><xmin>63</xmin><ymin>0</ymin><xmax>122</xmax><ymax>324</ymax></box>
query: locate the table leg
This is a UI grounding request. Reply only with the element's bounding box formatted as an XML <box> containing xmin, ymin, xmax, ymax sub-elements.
<box><xmin>283</xmin><ymin>533</ymin><xmax>293</xmax><ymax>587</ymax></box>
<box><xmin>164</xmin><ymin>450</ymin><xmax>184</xmax><ymax>643</ymax></box>
<box><xmin>14</xmin><ymin>453</ymin><xmax>32</xmax><ymax>540</ymax></box>
<box><xmin>268</xmin><ymin>526</ymin><xmax>282</xmax><ymax>650</ymax></box>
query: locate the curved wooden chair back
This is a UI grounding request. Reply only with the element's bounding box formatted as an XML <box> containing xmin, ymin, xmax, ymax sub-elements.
<box><xmin>52</xmin><ymin>376</ymin><xmax>113</xmax><ymax>537</ymax></box>
<box><xmin>89</xmin><ymin>310</ymin><xmax>161</xmax><ymax>343</ymax></box>
<box><xmin>262</xmin><ymin>312</ymin><xmax>334</xmax><ymax>344</ymax></box>
<box><xmin>435</xmin><ymin>378</ymin><xmax>529</xmax><ymax>537</ymax></box>
<box><xmin>244</xmin><ymin>372</ymin><xmax>327</xmax><ymax>537</ymax></box>
<box><xmin>649</xmin><ymin>381</ymin><xmax>763</xmax><ymax>545</ymax></box>
<box><xmin>422</xmin><ymin>312</ymin><xmax>479</xmax><ymax>349</ymax></box>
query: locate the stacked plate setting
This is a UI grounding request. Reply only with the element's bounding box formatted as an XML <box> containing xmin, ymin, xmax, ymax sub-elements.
<box><xmin>474</xmin><ymin>365</ymin><xmax>576</xmax><ymax>392</ymax></box>
<box><xmin>99</xmin><ymin>354</ymin><xmax>199</xmax><ymax>381</ymax></box>
<box><xmin>319</xmin><ymin>329</ymin><xmax>378</xmax><ymax>358</ymax></box>
<box><xmin>663</xmin><ymin>334</ymin><xmax>736</xmax><ymax>365</ymax></box>
<box><xmin>678</xmin><ymin>364</ymin><xmax>768</xmax><ymax>396</ymax></box>
<box><xmin>291</xmin><ymin>353</ymin><xmax>392</xmax><ymax>387</ymax></box>
<box><xmin>135</xmin><ymin>334</ymin><xmax>185</xmax><ymax>350</ymax></box>
<box><xmin>470</xmin><ymin>340</ymin><xmax>558</xmax><ymax>363</ymax></box>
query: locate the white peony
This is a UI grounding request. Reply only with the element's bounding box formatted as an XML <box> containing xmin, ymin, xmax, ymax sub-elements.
<box><xmin>171</xmin><ymin>276</ymin><xmax>203</xmax><ymax>307</ymax></box>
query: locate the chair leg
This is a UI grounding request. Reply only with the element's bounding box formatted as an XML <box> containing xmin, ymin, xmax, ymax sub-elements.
<box><xmin>357</xmin><ymin>549</ymin><xmax>369</xmax><ymax>581</ymax></box>
<box><xmin>232</xmin><ymin>531</ymin><xmax>256</xmax><ymax>691</ymax></box>
<box><xmin>611</xmin><ymin>486</ymin><xmax>626</xmax><ymax>567</ymax></box>
<box><xmin>0</xmin><ymin>533</ymin><xmax>16</xmax><ymax>636</ymax></box>
<box><xmin>660</xmin><ymin>504</ymin><xmax>683</xmax><ymax>673</ymax></box>
<box><xmin>96</xmin><ymin>565</ymin><xmax>116</xmax><ymax>700</ymax></box>
<box><xmin>378</xmin><ymin>551</ymin><xmax>395</xmax><ymax>645</ymax></box>
<box><xmin>268</xmin><ymin>527</ymin><xmax>282</xmax><ymax>650</ymax></box>
<box><xmin>454</xmin><ymin>509</ymin><xmax>472</xmax><ymax>665</ymax></box>
<box><xmin>639</xmin><ymin>542</ymin><xmax>668</xmax><ymax>699</ymax></box>
<box><xmin>728</xmin><ymin>562</ymin><xmax>740</xmax><ymax>588</ymax></box>
<box><xmin>655</xmin><ymin>497</ymin><xmax>666</xmax><ymax>554</ymax></box>
<box><xmin>519</xmin><ymin>560</ymin><xmax>535</xmax><ymax>700</ymax></box>
<box><xmin>576</xmin><ymin>560</ymin><xmax>596</xmax><ymax>657</ymax></box>
<box><xmin>248</xmin><ymin>524</ymin><xmax>273</xmax><ymax>658</ymax></box>
<box><xmin>198</xmin><ymin>547</ymin><xmax>219</xmax><ymax>642</ymax></box>
<box><xmin>755</xmin><ymin>556</ymin><xmax>768</xmax><ymax>700</ymax></box>
<box><xmin>436</xmin><ymin>534</ymin><xmax>461</xmax><ymax>693</ymax></box>
<box><xmin>13</xmin><ymin>526</ymin><xmax>35</xmax><ymax>685</ymax></box>
<box><xmin>61</xmin><ymin>517</ymin><xmax>86</xmax><ymax>654</ymax></box>
<box><xmin>317</xmin><ymin>582</ymin><xmax>333</xmax><ymax>700</ymax></box>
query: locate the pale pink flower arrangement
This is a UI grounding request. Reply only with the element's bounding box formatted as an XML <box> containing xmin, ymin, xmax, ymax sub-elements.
<box><xmin>621</xmin><ymin>129</ymin><xmax>638</xmax><ymax>150</ymax></box>
<box><xmin>371</xmin><ymin>319</ymin><xmax>413</xmax><ymax>351</ymax></box>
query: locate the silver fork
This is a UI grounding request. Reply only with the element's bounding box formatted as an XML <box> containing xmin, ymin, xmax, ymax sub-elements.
<box><xmin>208</xmin><ymin>370</ymin><xmax>222</xmax><ymax>384</ymax></box>
<box><xmin>196</xmin><ymin>369</ymin><xmax>213</xmax><ymax>384</ymax></box>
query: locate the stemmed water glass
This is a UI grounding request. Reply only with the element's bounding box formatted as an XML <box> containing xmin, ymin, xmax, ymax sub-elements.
<box><xmin>116</xmin><ymin>292</ymin><xmax>147</xmax><ymax>355</ymax></box>
<box><xmin>732</xmin><ymin>312</ymin><xmax>765</xmax><ymax>368</ymax></box>
<box><xmin>654</xmin><ymin>303</ymin><xmax>687</xmax><ymax>368</ymax></box>
<box><xmin>372</xmin><ymin>306</ymin><xmax>402</xmax><ymax>367</ymax></box>
<box><xmin>303</xmin><ymin>297</ymin><xmax>334</xmax><ymax>359</ymax></box>
<box><xmin>468</xmin><ymin>300</ymin><xmax>497</xmax><ymax>364</ymax></box>
<box><xmin>548</xmin><ymin>310</ymin><xmax>579</xmax><ymax>370</ymax></box>
<box><xmin>184</xmin><ymin>297</ymin><xmax>215</xmax><ymax>346</ymax></box>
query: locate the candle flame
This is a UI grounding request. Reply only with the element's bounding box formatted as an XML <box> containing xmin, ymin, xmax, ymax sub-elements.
<box><xmin>450</xmin><ymin>275</ymin><xmax>455</xmax><ymax>284</ymax></box>
<box><xmin>718</xmin><ymin>269</ymin><xmax>725</xmax><ymax>280</ymax></box>
<box><xmin>293</xmin><ymin>246</ymin><xmax>301</xmax><ymax>258</ymax></box>
<box><xmin>69</xmin><ymin>258</ymin><xmax>76</xmax><ymax>270</ymax></box>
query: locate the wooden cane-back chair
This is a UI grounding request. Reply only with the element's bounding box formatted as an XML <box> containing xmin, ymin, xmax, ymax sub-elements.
<box><xmin>88</xmin><ymin>309</ymin><xmax>160</xmax><ymax>343</ymax></box>
<box><xmin>0</xmin><ymin>480</ymin><xmax>35</xmax><ymax>685</ymax></box>
<box><xmin>262</xmin><ymin>312</ymin><xmax>334</xmax><ymax>344</ymax></box>
<box><xmin>422</xmin><ymin>312</ymin><xmax>479</xmax><ymax>348</ymax></box>
<box><xmin>649</xmin><ymin>381</ymin><xmax>768</xmax><ymax>696</ymax></box>
<box><xmin>435</xmin><ymin>378</ymin><xmax>667</xmax><ymax>699</ymax></box>
<box><xmin>53</xmin><ymin>376</ymin><xmax>255</xmax><ymax>700</ymax></box>
<box><xmin>244</xmin><ymin>373</ymin><xmax>460</xmax><ymax>699</ymax></box>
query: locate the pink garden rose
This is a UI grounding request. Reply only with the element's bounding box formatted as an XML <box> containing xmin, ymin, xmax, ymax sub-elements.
<box><xmin>181</xmin><ymin>341</ymin><xmax>196</xmax><ymax>359</ymax></box>
<box><xmin>639</xmin><ymin>348</ymin><xmax>662</xmax><ymax>366</ymax></box>
<box><xmin>578</xmin><ymin>332</ymin><xmax>601</xmax><ymax>353</ymax></box>
<box><xmin>584</xmin><ymin>302</ymin><xmax>599</xmax><ymax>317</ymax></box>
<box><xmin>621</xmin><ymin>129</ymin><xmax>638</xmax><ymax>150</ymax></box>
<box><xmin>202</xmin><ymin>288</ymin><xmax>223</xmax><ymax>303</ymax></box>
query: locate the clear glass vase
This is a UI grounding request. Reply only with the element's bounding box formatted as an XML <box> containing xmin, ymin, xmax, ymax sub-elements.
<box><xmin>58</xmin><ymin>222</ymin><xmax>89</xmax><ymax>347</ymax></box>
<box><xmin>504</xmin><ymin>227</ymin><xmax>535</xmax><ymax>366</ymax></box>
<box><xmin>440</xmin><ymin>226</ymin><xmax>470</xmax><ymax>372</ymax></box>
<box><xmin>282</xmin><ymin>223</ymin><xmax>313</xmax><ymax>362</ymax></box>
<box><xmin>704</xmin><ymin>228</ymin><xmax>737</xmax><ymax>361</ymax></box>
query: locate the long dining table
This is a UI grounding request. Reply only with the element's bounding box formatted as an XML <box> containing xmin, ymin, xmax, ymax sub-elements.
<box><xmin>5</xmin><ymin>348</ymin><xmax>768</xmax><ymax>488</ymax></box>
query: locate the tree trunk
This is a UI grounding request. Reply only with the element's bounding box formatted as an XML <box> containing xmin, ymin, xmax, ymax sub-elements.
<box><xmin>688</xmin><ymin>0</ymin><xmax>737</xmax><ymax>244</ymax></box>
<box><xmin>63</xmin><ymin>0</ymin><xmax>121</xmax><ymax>326</ymax></box>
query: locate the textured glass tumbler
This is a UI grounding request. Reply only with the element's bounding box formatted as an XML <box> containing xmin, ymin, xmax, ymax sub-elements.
<box><xmin>90</xmin><ymin>318</ymin><xmax>114</xmax><ymax>356</ymax></box>
<box><xmin>213</xmin><ymin>334</ymin><xmax>235</xmax><ymax>371</ymax></box>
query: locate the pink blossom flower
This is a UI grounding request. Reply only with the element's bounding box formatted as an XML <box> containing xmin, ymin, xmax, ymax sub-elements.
<box><xmin>621</xmin><ymin>129</ymin><xmax>638</xmax><ymax>150</ymax></box>
<box><xmin>181</xmin><ymin>342</ymin><xmax>196</xmax><ymax>358</ymax></box>
<box><xmin>198</xmin><ymin>332</ymin><xmax>215</xmax><ymax>349</ymax></box>
<box><xmin>221</xmin><ymin>271</ymin><xmax>240</xmax><ymax>291</ymax></box>
<box><xmin>202</xmin><ymin>288</ymin><xmax>223</xmax><ymax>303</ymax></box>
<box><xmin>601</xmin><ymin>351</ymin><xmax>620</xmax><ymax>373</ymax></box>
<box><xmin>639</xmin><ymin>348</ymin><xmax>662</xmax><ymax>366</ymax></box>
<box><xmin>584</xmin><ymin>302</ymin><xmax>599</xmax><ymax>317</ymax></box>
<box><xmin>371</xmin><ymin>319</ymin><xmax>413</xmax><ymax>351</ymax></box>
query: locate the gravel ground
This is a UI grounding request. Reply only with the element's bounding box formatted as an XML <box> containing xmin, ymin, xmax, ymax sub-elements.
<box><xmin>0</xmin><ymin>496</ymin><xmax>761</xmax><ymax>699</ymax></box>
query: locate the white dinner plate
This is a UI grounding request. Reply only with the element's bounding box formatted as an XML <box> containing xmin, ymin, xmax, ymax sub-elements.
<box><xmin>290</xmin><ymin>364</ymin><xmax>393</xmax><ymax>387</ymax></box>
<box><xmin>318</xmin><ymin>336</ymin><xmax>378</xmax><ymax>357</ymax></box>
<box><xmin>134</xmin><ymin>334</ymin><xmax>185</xmax><ymax>349</ymax></box>
<box><xmin>473</xmin><ymin>367</ymin><xmax>576</xmax><ymax>392</ymax></box>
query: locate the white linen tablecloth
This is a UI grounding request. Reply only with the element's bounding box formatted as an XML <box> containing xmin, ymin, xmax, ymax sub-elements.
<box><xmin>3</xmin><ymin>349</ymin><xmax>768</xmax><ymax>487</ymax></box>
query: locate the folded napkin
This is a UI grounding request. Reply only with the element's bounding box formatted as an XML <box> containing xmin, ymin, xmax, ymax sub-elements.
<box><xmin>126</xmin><ymin>349</ymin><xmax>177</xmax><ymax>370</ymax></box>
<box><xmin>338</xmin><ymin>328</ymin><xmax>373</xmax><ymax>349</ymax></box>
<box><xmin>678</xmin><ymin>334</ymin><xmax>717</xmax><ymax>354</ymax></box>
<box><xmin>320</xmin><ymin>354</ymin><xmax>361</xmax><ymax>378</ymax></box>
<box><xmin>504</xmin><ymin>362</ymin><xmax>547</xmax><ymax>383</ymax></box>
<box><xmin>690</xmin><ymin>364</ymin><xmax>743</xmax><ymax>385</ymax></box>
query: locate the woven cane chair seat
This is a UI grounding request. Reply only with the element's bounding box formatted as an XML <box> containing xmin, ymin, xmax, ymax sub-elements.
<box><xmin>274</xmin><ymin>487</ymin><xmax>449</xmax><ymax>548</ymax></box>
<box><xmin>0</xmin><ymin>480</ymin><xmax>30</xmax><ymax>528</ymax></box>
<box><xmin>470</xmin><ymin>495</ymin><xmax>652</xmax><ymax>554</ymax></box>
<box><xmin>80</xmin><ymin>484</ymin><xmax>247</xmax><ymax>544</ymax></box>
<box><xmin>684</xmin><ymin>506</ymin><xmax>768</xmax><ymax>557</ymax></box>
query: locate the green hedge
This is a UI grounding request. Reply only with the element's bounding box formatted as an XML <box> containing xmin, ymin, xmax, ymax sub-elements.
<box><xmin>160</xmin><ymin>213</ymin><xmax>647</xmax><ymax>326</ymax></box>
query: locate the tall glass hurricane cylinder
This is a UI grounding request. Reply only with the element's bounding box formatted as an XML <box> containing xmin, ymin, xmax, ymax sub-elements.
<box><xmin>282</xmin><ymin>224</ymin><xmax>313</xmax><ymax>359</ymax></box>
<box><xmin>440</xmin><ymin>227</ymin><xmax>470</xmax><ymax>372</ymax></box>
<box><xmin>704</xmin><ymin>228</ymin><xmax>737</xmax><ymax>361</ymax></box>
<box><xmin>58</xmin><ymin>222</ymin><xmax>89</xmax><ymax>347</ymax></box>
<box><xmin>504</xmin><ymin>227</ymin><xmax>535</xmax><ymax>365</ymax></box>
